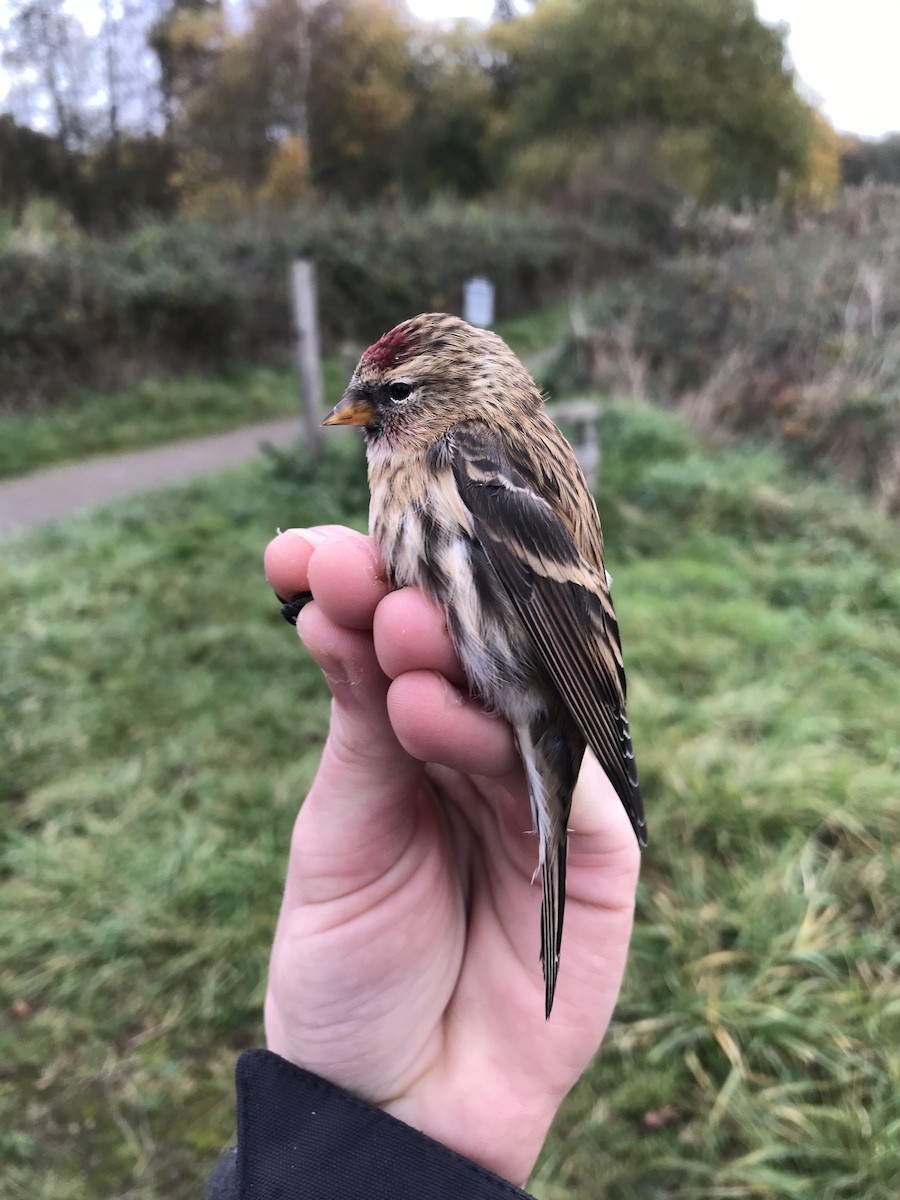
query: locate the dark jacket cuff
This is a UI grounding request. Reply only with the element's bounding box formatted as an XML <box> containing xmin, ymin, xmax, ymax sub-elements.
<box><xmin>213</xmin><ymin>1048</ymin><xmax>535</xmax><ymax>1199</ymax></box>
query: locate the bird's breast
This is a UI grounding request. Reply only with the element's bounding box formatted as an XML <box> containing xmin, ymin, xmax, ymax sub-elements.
<box><xmin>367</xmin><ymin>452</ymin><xmax>542</xmax><ymax>716</ymax></box>
<box><xmin>369</xmin><ymin>455</ymin><xmax>473</xmax><ymax>586</ymax></box>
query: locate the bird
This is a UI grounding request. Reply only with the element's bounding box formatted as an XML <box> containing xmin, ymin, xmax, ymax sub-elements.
<box><xmin>322</xmin><ymin>313</ymin><xmax>646</xmax><ymax>1018</ymax></box>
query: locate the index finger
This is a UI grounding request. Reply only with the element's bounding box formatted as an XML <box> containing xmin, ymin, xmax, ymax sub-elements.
<box><xmin>263</xmin><ymin>525</ymin><xmax>357</xmax><ymax>600</ymax></box>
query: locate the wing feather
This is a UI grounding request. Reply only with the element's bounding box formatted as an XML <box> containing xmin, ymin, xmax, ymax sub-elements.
<box><xmin>451</xmin><ymin>422</ymin><xmax>646</xmax><ymax>846</ymax></box>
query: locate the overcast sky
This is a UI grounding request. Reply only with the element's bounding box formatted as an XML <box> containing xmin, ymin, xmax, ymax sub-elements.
<box><xmin>3</xmin><ymin>0</ymin><xmax>899</xmax><ymax>139</ymax></box>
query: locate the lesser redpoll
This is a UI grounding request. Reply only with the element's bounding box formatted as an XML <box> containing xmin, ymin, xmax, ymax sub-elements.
<box><xmin>322</xmin><ymin>313</ymin><xmax>645</xmax><ymax>1017</ymax></box>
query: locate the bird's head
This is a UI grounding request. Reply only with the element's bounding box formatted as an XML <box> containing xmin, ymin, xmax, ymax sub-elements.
<box><xmin>323</xmin><ymin>313</ymin><xmax>541</xmax><ymax>451</ymax></box>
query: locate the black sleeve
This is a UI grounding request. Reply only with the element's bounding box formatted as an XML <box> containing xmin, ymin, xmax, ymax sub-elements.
<box><xmin>207</xmin><ymin>1049</ymin><xmax>536</xmax><ymax>1200</ymax></box>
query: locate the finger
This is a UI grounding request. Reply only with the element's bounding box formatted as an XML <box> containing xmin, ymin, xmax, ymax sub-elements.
<box><xmin>387</xmin><ymin>670</ymin><xmax>520</xmax><ymax>779</ymax></box>
<box><xmin>264</xmin><ymin>525</ymin><xmax>356</xmax><ymax>600</ymax></box>
<box><xmin>374</xmin><ymin>588</ymin><xmax>467</xmax><ymax>689</ymax></box>
<box><xmin>307</xmin><ymin>533</ymin><xmax>389</xmax><ymax>631</ymax></box>
<box><xmin>297</xmin><ymin>601</ymin><xmax>414</xmax><ymax>776</ymax></box>
<box><xmin>287</xmin><ymin>603</ymin><xmax>424</xmax><ymax>903</ymax></box>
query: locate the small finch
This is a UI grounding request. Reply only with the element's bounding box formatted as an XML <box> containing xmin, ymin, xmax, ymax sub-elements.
<box><xmin>322</xmin><ymin>313</ymin><xmax>646</xmax><ymax>1017</ymax></box>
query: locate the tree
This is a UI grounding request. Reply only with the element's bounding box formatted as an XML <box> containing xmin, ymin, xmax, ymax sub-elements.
<box><xmin>842</xmin><ymin>134</ymin><xmax>900</xmax><ymax>186</ymax></box>
<box><xmin>2</xmin><ymin>0</ymin><xmax>96</xmax><ymax>150</ymax></box>
<box><xmin>168</xmin><ymin>0</ymin><xmax>424</xmax><ymax>208</ymax></box>
<box><xmin>147</xmin><ymin>0</ymin><xmax>224</xmax><ymax>132</ymax></box>
<box><xmin>495</xmin><ymin>0</ymin><xmax>812</xmax><ymax>206</ymax></box>
<box><xmin>305</xmin><ymin>0</ymin><xmax>418</xmax><ymax>200</ymax></box>
<box><xmin>399</xmin><ymin>22</ymin><xmax>498</xmax><ymax>200</ymax></box>
<box><xmin>0</xmin><ymin>113</ymin><xmax>82</xmax><ymax>213</ymax></box>
<box><xmin>784</xmin><ymin>111</ymin><xmax>841</xmax><ymax>210</ymax></box>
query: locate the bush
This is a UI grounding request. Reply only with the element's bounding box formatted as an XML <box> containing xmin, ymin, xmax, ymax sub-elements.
<box><xmin>546</xmin><ymin>186</ymin><xmax>900</xmax><ymax>512</ymax></box>
<box><xmin>0</xmin><ymin>201</ymin><xmax>645</xmax><ymax>411</ymax></box>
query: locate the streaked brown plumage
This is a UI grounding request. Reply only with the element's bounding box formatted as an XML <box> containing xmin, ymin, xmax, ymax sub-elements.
<box><xmin>323</xmin><ymin>313</ymin><xmax>645</xmax><ymax>1017</ymax></box>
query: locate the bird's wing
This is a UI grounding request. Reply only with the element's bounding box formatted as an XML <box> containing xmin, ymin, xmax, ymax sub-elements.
<box><xmin>450</xmin><ymin>423</ymin><xmax>646</xmax><ymax>846</ymax></box>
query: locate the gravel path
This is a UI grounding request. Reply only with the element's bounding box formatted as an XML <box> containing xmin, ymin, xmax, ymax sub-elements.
<box><xmin>0</xmin><ymin>417</ymin><xmax>303</xmax><ymax>537</ymax></box>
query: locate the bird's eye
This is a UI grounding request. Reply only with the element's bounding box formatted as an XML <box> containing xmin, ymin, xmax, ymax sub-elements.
<box><xmin>388</xmin><ymin>381</ymin><xmax>412</xmax><ymax>403</ymax></box>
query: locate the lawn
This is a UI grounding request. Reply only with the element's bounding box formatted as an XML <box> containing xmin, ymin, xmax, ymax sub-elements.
<box><xmin>1</xmin><ymin>404</ymin><xmax>897</xmax><ymax>1199</ymax></box>
<box><xmin>0</xmin><ymin>305</ymin><xmax>570</xmax><ymax>482</ymax></box>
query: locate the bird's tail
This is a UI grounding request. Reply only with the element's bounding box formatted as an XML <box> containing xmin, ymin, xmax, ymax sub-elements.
<box><xmin>540</xmin><ymin>836</ymin><xmax>567</xmax><ymax>1020</ymax></box>
<box><xmin>516</xmin><ymin>721</ymin><xmax>581</xmax><ymax>1019</ymax></box>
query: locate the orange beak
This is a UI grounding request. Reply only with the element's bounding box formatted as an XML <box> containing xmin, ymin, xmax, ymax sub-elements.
<box><xmin>322</xmin><ymin>389</ymin><xmax>375</xmax><ymax>427</ymax></box>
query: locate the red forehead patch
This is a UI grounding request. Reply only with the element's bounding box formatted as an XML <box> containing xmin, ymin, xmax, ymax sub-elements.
<box><xmin>361</xmin><ymin>323</ymin><xmax>414</xmax><ymax>369</ymax></box>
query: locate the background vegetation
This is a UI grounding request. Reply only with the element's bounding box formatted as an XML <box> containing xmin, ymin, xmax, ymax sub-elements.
<box><xmin>0</xmin><ymin>305</ymin><xmax>569</xmax><ymax>478</ymax></box>
<box><xmin>2</xmin><ymin>0</ymin><xmax>819</xmax><ymax>225</ymax></box>
<box><xmin>0</xmin><ymin>203</ymin><xmax>601</xmax><ymax>408</ymax></box>
<box><xmin>3</xmin><ymin>1</ymin><xmax>898</xmax><ymax>498</ymax></box>
<box><xmin>2</xmin><ymin>1</ymin><xmax>898</xmax><ymax>1197</ymax></box>
<box><xmin>0</xmin><ymin>0</ymin><xmax>826</xmax><ymax>410</ymax></box>
<box><xmin>2</xmin><ymin>410</ymin><xmax>898</xmax><ymax>1198</ymax></box>
<box><xmin>545</xmin><ymin>186</ymin><xmax>900</xmax><ymax>512</ymax></box>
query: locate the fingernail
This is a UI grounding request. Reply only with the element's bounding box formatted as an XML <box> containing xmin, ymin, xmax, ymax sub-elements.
<box><xmin>441</xmin><ymin>674</ymin><xmax>466</xmax><ymax>708</ymax></box>
<box><xmin>287</xmin><ymin>526</ymin><xmax>368</xmax><ymax>549</ymax></box>
<box><xmin>287</xmin><ymin>527</ymin><xmax>330</xmax><ymax>547</ymax></box>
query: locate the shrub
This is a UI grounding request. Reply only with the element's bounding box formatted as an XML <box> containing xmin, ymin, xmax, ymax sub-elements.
<box><xmin>546</xmin><ymin>186</ymin><xmax>900</xmax><ymax>512</ymax></box>
<box><xmin>0</xmin><ymin>201</ymin><xmax>646</xmax><ymax>411</ymax></box>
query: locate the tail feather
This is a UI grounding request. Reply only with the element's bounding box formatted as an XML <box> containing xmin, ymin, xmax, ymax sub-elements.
<box><xmin>540</xmin><ymin>837</ymin><xmax>567</xmax><ymax>1019</ymax></box>
<box><xmin>516</xmin><ymin>719</ymin><xmax>582</xmax><ymax>1019</ymax></box>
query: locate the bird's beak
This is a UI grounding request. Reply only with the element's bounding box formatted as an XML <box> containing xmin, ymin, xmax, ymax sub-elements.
<box><xmin>322</xmin><ymin>388</ymin><xmax>375</xmax><ymax>427</ymax></box>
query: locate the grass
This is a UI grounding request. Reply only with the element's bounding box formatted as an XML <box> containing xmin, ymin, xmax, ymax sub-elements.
<box><xmin>0</xmin><ymin>360</ymin><xmax>339</xmax><ymax>483</ymax></box>
<box><xmin>1</xmin><ymin>403</ymin><xmax>898</xmax><ymax>1198</ymax></box>
<box><xmin>0</xmin><ymin>306</ymin><xmax>570</xmax><ymax>482</ymax></box>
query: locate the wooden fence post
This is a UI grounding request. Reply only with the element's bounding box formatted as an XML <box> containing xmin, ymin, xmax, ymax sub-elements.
<box><xmin>547</xmin><ymin>398</ymin><xmax>601</xmax><ymax>491</ymax></box>
<box><xmin>290</xmin><ymin>259</ymin><xmax>323</xmax><ymax>454</ymax></box>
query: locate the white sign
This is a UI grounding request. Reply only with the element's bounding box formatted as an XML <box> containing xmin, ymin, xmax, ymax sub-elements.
<box><xmin>463</xmin><ymin>277</ymin><xmax>495</xmax><ymax>327</ymax></box>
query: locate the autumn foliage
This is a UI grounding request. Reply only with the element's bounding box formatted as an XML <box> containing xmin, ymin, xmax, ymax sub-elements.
<box><xmin>2</xmin><ymin>0</ymin><xmax>829</xmax><ymax>226</ymax></box>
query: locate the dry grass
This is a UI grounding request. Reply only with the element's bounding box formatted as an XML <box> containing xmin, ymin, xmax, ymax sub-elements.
<box><xmin>545</xmin><ymin>185</ymin><xmax>900</xmax><ymax>513</ymax></box>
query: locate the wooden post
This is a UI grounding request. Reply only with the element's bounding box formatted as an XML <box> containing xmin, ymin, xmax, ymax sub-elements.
<box><xmin>547</xmin><ymin>398</ymin><xmax>601</xmax><ymax>491</ymax></box>
<box><xmin>290</xmin><ymin>259</ymin><xmax>323</xmax><ymax>454</ymax></box>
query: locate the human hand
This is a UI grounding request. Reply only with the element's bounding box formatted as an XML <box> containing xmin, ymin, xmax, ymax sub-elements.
<box><xmin>263</xmin><ymin>525</ymin><xmax>640</xmax><ymax>1187</ymax></box>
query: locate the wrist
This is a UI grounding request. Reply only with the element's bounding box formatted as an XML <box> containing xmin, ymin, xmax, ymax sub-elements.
<box><xmin>235</xmin><ymin>1050</ymin><xmax>538</xmax><ymax>1198</ymax></box>
<box><xmin>382</xmin><ymin>1076</ymin><xmax>557</xmax><ymax>1187</ymax></box>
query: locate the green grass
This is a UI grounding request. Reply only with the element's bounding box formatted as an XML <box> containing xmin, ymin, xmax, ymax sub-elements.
<box><xmin>0</xmin><ymin>362</ymin><xmax>337</xmax><ymax>483</ymax></box>
<box><xmin>1</xmin><ymin>404</ymin><xmax>898</xmax><ymax>1198</ymax></box>
<box><xmin>0</xmin><ymin>306</ymin><xmax>569</xmax><ymax>482</ymax></box>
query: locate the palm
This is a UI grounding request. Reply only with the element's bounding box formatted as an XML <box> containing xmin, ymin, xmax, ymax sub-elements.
<box><xmin>263</xmin><ymin>527</ymin><xmax>639</xmax><ymax>1185</ymax></box>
